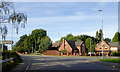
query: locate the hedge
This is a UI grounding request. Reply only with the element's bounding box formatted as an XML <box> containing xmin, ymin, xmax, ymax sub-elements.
<box><xmin>111</xmin><ymin>51</ymin><xmax>120</xmax><ymax>56</ymax></box>
<box><xmin>2</xmin><ymin>51</ymin><xmax>23</xmax><ymax>72</ymax></box>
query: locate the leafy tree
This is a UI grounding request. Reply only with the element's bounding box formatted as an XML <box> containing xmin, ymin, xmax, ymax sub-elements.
<box><xmin>74</xmin><ymin>35</ymin><xmax>82</xmax><ymax>41</ymax></box>
<box><xmin>112</xmin><ymin>32</ymin><xmax>120</xmax><ymax>42</ymax></box>
<box><xmin>13</xmin><ymin>29</ymin><xmax>52</xmax><ymax>53</ymax></box>
<box><xmin>13</xmin><ymin>34</ymin><xmax>27</xmax><ymax>53</ymax></box>
<box><xmin>104</xmin><ymin>38</ymin><xmax>111</xmax><ymax>42</ymax></box>
<box><xmin>96</xmin><ymin>31</ymin><xmax>98</xmax><ymax>39</ymax></box>
<box><xmin>66</xmin><ymin>33</ymin><xmax>75</xmax><ymax>41</ymax></box>
<box><xmin>85</xmin><ymin>38</ymin><xmax>96</xmax><ymax>53</ymax></box>
<box><xmin>24</xmin><ymin>35</ymin><xmax>33</xmax><ymax>53</ymax></box>
<box><xmin>98</xmin><ymin>29</ymin><xmax>103</xmax><ymax>42</ymax></box>
<box><xmin>59</xmin><ymin>37</ymin><xmax>66</xmax><ymax>42</ymax></box>
<box><xmin>77</xmin><ymin>35</ymin><xmax>90</xmax><ymax>42</ymax></box>
<box><xmin>15</xmin><ymin>34</ymin><xmax>27</xmax><ymax>47</ymax></box>
<box><xmin>38</xmin><ymin>36</ymin><xmax>51</xmax><ymax>53</ymax></box>
<box><xmin>31</xmin><ymin>29</ymin><xmax>47</xmax><ymax>51</ymax></box>
<box><xmin>0</xmin><ymin>2</ymin><xmax>27</xmax><ymax>40</ymax></box>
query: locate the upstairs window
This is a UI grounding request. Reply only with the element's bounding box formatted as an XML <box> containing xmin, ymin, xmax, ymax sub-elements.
<box><xmin>105</xmin><ymin>47</ymin><xmax>107</xmax><ymax>49</ymax></box>
<box><xmin>65</xmin><ymin>42</ymin><xmax>67</xmax><ymax>46</ymax></box>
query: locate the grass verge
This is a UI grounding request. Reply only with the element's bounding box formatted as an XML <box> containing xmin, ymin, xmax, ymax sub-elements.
<box><xmin>99</xmin><ymin>58</ymin><xmax>120</xmax><ymax>64</ymax></box>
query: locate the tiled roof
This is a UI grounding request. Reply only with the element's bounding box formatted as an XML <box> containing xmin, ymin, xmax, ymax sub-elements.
<box><xmin>75</xmin><ymin>41</ymin><xmax>83</xmax><ymax>46</ymax></box>
<box><xmin>66</xmin><ymin>40</ymin><xmax>83</xmax><ymax>50</ymax></box>
<box><xmin>52</xmin><ymin>42</ymin><xmax>62</xmax><ymax>47</ymax></box>
<box><xmin>107</xmin><ymin>42</ymin><xmax>119</xmax><ymax>47</ymax></box>
<box><xmin>96</xmin><ymin>41</ymin><xmax>119</xmax><ymax>47</ymax></box>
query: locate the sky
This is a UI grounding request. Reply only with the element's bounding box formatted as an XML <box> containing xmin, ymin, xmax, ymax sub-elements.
<box><xmin>3</xmin><ymin>2</ymin><xmax>118</xmax><ymax>50</ymax></box>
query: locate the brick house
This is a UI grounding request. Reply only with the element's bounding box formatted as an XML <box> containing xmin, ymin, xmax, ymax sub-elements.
<box><xmin>42</xmin><ymin>42</ymin><xmax>62</xmax><ymax>55</ymax></box>
<box><xmin>95</xmin><ymin>40</ymin><xmax>120</xmax><ymax>56</ymax></box>
<box><xmin>59</xmin><ymin>38</ymin><xmax>87</xmax><ymax>56</ymax></box>
<box><xmin>52</xmin><ymin>42</ymin><xmax>62</xmax><ymax>48</ymax></box>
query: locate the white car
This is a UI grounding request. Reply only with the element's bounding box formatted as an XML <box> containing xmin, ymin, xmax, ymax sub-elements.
<box><xmin>88</xmin><ymin>52</ymin><xmax>95</xmax><ymax>56</ymax></box>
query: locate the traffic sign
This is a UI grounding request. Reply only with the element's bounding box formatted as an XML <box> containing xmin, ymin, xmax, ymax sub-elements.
<box><xmin>0</xmin><ymin>41</ymin><xmax>13</xmax><ymax>44</ymax></box>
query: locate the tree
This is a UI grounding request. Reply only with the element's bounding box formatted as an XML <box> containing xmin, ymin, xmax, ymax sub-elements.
<box><xmin>104</xmin><ymin>38</ymin><xmax>111</xmax><ymax>42</ymax></box>
<box><xmin>38</xmin><ymin>36</ymin><xmax>51</xmax><ymax>53</ymax></box>
<box><xmin>96</xmin><ymin>31</ymin><xmax>98</xmax><ymax>39</ymax></box>
<box><xmin>13</xmin><ymin>29</ymin><xmax>51</xmax><ymax>53</ymax></box>
<box><xmin>112</xmin><ymin>32</ymin><xmax>120</xmax><ymax>42</ymax></box>
<box><xmin>31</xmin><ymin>29</ymin><xmax>47</xmax><ymax>51</ymax></box>
<box><xmin>0</xmin><ymin>2</ymin><xmax>27</xmax><ymax>40</ymax></box>
<box><xmin>59</xmin><ymin>37</ymin><xmax>66</xmax><ymax>42</ymax></box>
<box><xmin>66</xmin><ymin>33</ymin><xmax>75</xmax><ymax>41</ymax></box>
<box><xmin>85</xmin><ymin>38</ymin><xmax>96</xmax><ymax>53</ymax></box>
<box><xmin>15</xmin><ymin>34</ymin><xmax>27</xmax><ymax>47</ymax></box>
<box><xmin>74</xmin><ymin>35</ymin><xmax>82</xmax><ymax>41</ymax></box>
<box><xmin>13</xmin><ymin>34</ymin><xmax>28</xmax><ymax>53</ymax></box>
<box><xmin>98</xmin><ymin>29</ymin><xmax>103</xmax><ymax>42</ymax></box>
<box><xmin>24</xmin><ymin>35</ymin><xmax>33</xmax><ymax>53</ymax></box>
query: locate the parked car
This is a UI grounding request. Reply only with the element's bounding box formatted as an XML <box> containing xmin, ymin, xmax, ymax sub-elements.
<box><xmin>88</xmin><ymin>52</ymin><xmax>95</xmax><ymax>56</ymax></box>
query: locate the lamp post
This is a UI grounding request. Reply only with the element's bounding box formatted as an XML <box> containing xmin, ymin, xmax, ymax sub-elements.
<box><xmin>98</xmin><ymin>10</ymin><xmax>104</xmax><ymax>59</ymax></box>
<box><xmin>90</xmin><ymin>39</ymin><xmax>92</xmax><ymax>56</ymax></box>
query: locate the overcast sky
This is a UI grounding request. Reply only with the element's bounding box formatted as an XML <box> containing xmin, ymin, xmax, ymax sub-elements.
<box><xmin>4</xmin><ymin>2</ymin><xmax>118</xmax><ymax>49</ymax></box>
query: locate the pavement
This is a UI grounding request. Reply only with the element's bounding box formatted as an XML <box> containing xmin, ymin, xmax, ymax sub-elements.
<box><xmin>12</xmin><ymin>55</ymin><xmax>120</xmax><ymax>72</ymax></box>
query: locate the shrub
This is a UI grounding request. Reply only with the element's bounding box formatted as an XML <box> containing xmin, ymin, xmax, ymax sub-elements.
<box><xmin>2</xmin><ymin>51</ymin><xmax>23</xmax><ymax>72</ymax></box>
<box><xmin>111</xmin><ymin>51</ymin><xmax>120</xmax><ymax>56</ymax></box>
<box><xmin>61</xmin><ymin>49</ymin><xmax>67</xmax><ymax>53</ymax></box>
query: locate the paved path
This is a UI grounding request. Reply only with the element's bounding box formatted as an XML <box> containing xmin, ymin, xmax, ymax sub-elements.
<box><xmin>15</xmin><ymin>55</ymin><xmax>119</xmax><ymax>71</ymax></box>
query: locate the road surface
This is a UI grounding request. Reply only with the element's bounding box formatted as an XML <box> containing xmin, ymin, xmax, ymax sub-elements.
<box><xmin>18</xmin><ymin>55</ymin><xmax>119</xmax><ymax>71</ymax></box>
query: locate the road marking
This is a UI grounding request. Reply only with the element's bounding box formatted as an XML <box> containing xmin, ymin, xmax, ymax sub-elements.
<box><xmin>25</xmin><ymin>63</ymin><xmax>31</xmax><ymax>72</ymax></box>
<box><xmin>61</xmin><ymin>63</ymin><xmax>71</xmax><ymax>68</ymax></box>
<box><xmin>25</xmin><ymin>64</ymin><xmax>30</xmax><ymax>70</ymax></box>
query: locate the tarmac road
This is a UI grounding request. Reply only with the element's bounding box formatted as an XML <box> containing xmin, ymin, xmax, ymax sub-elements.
<box><xmin>18</xmin><ymin>55</ymin><xmax>119</xmax><ymax>71</ymax></box>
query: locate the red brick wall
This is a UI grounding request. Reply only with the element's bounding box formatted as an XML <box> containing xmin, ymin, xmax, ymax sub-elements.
<box><xmin>59</xmin><ymin>39</ymin><xmax>72</xmax><ymax>53</ymax></box>
<box><xmin>42</xmin><ymin>50</ymin><xmax>59</xmax><ymax>55</ymax></box>
<box><xmin>95</xmin><ymin>41</ymin><xmax>110</xmax><ymax>51</ymax></box>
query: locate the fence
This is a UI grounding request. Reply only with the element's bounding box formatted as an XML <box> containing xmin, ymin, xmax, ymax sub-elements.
<box><xmin>0</xmin><ymin>58</ymin><xmax>13</xmax><ymax>63</ymax></box>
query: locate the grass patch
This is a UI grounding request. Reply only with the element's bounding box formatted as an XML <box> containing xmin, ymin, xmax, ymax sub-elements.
<box><xmin>99</xmin><ymin>58</ymin><xmax>120</xmax><ymax>64</ymax></box>
<box><xmin>29</xmin><ymin>53</ymin><xmax>42</xmax><ymax>55</ymax></box>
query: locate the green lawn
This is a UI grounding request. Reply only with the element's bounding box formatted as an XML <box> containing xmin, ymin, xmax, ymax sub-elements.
<box><xmin>99</xmin><ymin>58</ymin><xmax>120</xmax><ymax>64</ymax></box>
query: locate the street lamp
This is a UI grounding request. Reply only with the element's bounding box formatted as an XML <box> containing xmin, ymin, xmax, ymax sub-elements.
<box><xmin>98</xmin><ymin>9</ymin><xmax>104</xmax><ymax>59</ymax></box>
<box><xmin>90</xmin><ymin>39</ymin><xmax>92</xmax><ymax>56</ymax></box>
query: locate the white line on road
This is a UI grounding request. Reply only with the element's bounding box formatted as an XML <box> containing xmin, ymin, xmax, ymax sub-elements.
<box><xmin>25</xmin><ymin>64</ymin><xmax>30</xmax><ymax>72</ymax></box>
<box><xmin>61</xmin><ymin>63</ymin><xmax>71</xmax><ymax>68</ymax></box>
